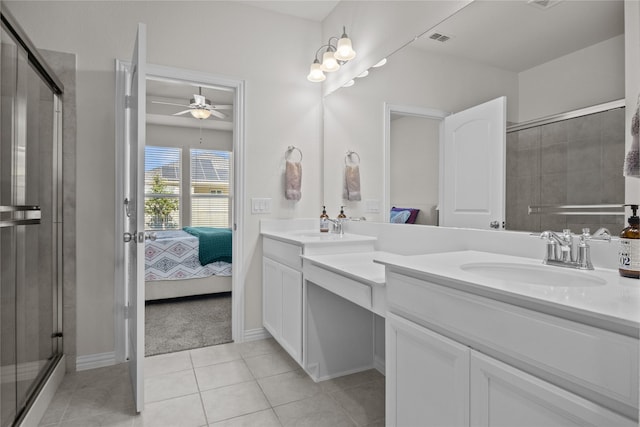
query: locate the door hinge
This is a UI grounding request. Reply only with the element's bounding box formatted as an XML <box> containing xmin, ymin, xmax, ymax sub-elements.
<box><xmin>51</xmin><ymin>332</ymin><xmax>63</xmax><ymax>338</ymax></box>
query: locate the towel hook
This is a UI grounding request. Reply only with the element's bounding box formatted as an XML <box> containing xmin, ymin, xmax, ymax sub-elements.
<box><xmin>345</xmin><ymin>150</ymin><xmax>360</xmax><ymax>165</ymax></box>
<box><xmin>286</xmin><ymin>145</ymin><xmax>303</xmax><ymax>162</ymax></box>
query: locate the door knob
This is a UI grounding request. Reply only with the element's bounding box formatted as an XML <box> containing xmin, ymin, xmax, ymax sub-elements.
<box><xmin>145</xmin><ymin>232</ymin><xmax>157</xmax><ymax>241</ymax></box>
<box><xmin>123</xmin><ymin>232</ymin><xmax>135</xmax><ymax>243</ymax></box>
<box><xmin>490</xmin><ymin>221</ymin><xmax>500</xmax><ymax>229</ymax></box>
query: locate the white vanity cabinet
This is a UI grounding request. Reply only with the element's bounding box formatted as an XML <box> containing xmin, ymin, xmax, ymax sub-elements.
<box><xmin>262</xmin><ymin>237</ymin><xmax>303</xmax><ymax>364</ymax></box>
<box><xmin>386</xmin><ymin>312</ymin><xmax>469</xmax><ymax>427</ymax></box>
<box><xmin>385</xmin><ymin>271</ymin><xmax>638</xmax><ymax>427</ymax></box>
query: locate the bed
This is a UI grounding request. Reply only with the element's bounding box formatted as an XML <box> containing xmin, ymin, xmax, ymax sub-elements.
<box><xmin>144</xmin><ymin>228</ymin><xmax>232</xmax><ymax>301</ymax></box>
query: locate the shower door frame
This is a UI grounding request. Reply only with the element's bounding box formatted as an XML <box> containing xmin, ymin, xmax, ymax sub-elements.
<box><xmin>1</xmin><ymin>7</ymin><xmax>65</xmax><ymax>426</ymax></box>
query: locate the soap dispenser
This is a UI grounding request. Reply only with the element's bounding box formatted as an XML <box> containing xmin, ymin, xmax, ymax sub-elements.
<box><xmin>320</xmin><ymin>206</ymin><xmax>329</xmax><ymax>233</ymax></box>
<box><xmin>619</xmin><ymin>204</ymin><xmax>639</xmax><ymax>278</ymax></box>
<box><xmin>337</xmin><ymin>206</ymin><xmax>347</xmax><ymax>219</ymax></box>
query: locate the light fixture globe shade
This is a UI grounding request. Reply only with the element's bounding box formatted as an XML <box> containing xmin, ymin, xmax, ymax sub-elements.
<box><xmin>320</xmin><ymin>50</ymin><xmax>340</xmax><ymax>72</ymax></box>
<box><xmin>334</xmin><ymin>37</ymin><xmax>356</xmax><ymax>61</ymax></box>
<box><xmin>307</xmin><ymin>62</ymin><xmax>326</xmax><ymax>82</ymax></box>
<box><xmin>190</xmin><ymin>108</ymin><xmax>212</xmax><ymax>119</ymax></box>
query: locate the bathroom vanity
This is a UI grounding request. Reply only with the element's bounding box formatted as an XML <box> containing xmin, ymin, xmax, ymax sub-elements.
<box><xmin>260</xmin><ymin>220</ymin><xmax>639</xmax><ymax>426</ymax></box>
<box><xmin>379</xmin><ymin>251</ymin><xmax>638</xmax><ymax>426</ymax></box>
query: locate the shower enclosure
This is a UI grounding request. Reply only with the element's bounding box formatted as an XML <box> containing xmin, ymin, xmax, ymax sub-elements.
<box><xmin>1</xmin><ymin>9</ymin><xmax>64</xmax><ymax>427</ymax></box>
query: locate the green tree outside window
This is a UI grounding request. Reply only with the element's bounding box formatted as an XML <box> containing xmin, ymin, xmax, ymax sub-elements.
<box><xmin>145</xmin><ymin>174</ymin><xmax>179</xmax><ymax>229</ymax></box>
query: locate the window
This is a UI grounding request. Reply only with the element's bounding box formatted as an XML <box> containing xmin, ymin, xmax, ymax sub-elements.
<box><xmin>191</xmin><ymin>149</ymin><xmax>231</xmax><ymax>227</ymax></box>
<box><xmin>144</xmin><ymin>146</ymin><xmax>181</xmax><ymax>230</ymax></box>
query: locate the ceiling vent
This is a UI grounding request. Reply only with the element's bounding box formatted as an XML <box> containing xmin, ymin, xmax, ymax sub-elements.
<box><xmin>527</xmin><ymin>0</ymin><xmax>562</xmax><ymax>10</ymax></box>
<box><xmin>429</xmin><ymin>33</ymin><xmax>451</xmax><ymax>43</ymax></box>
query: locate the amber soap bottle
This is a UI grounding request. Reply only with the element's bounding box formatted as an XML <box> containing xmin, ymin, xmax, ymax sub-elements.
<box><xmin>619</xmin><ymin>204</ymin><xmax>640</xmax><ymax>279</ymax></box>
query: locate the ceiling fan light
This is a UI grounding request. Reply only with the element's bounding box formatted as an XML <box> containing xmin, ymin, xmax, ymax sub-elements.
<box><xmin>307</xmin><ymin>61</ymin><xmax>326</xmax><ymax>82</ymax></box>
<box><xmin>320</xmin><ymin>50</ymin><xmax>340</xmax><ymax>72</ymax></box>
<box><xmin>190</xmin><ymin>108</ymin><xmax>212</xmax><ymax>119</ymax></box>
<box><xmin>334</xmin><ymin>36</ymin><xmax>356</xmax><ymax>61</ymax></box>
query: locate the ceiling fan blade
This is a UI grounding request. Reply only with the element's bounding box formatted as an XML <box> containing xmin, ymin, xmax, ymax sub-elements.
<box><xmin>210</xmin><ymin>104</ymin><xmax>233</xmax><ymax>110</ymax></box>
<box><xmin>152</xmin><ymin>100</ymin><xmax>190</xmax><ymax>108</ymax></box>
<box><xmin>208</xmin><ymin>110</ymin><xmax>227</xmax><ymax>119</ymax></box>
<box><xmin>172</xmin><ymin>109</ymin><xmax>193</xmax><ymax>116</ymax></box>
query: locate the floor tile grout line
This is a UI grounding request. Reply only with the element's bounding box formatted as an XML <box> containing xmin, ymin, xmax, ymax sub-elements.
<box><xmin>190</xmin><ymin>349</ymin><xmax>212</xmax><ymax>427</ymax></box>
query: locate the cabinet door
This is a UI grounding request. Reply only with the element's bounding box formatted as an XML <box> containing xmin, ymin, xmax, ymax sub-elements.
<box><xmin>280</xmin><ymin>264</ymin><xmax>303</xmax><ymax>363</ymax></box>
<box><xmin>386</xmin><ymin>312</ymin><xmax>469</xmax><ymax>427</ymax></box>
<box><xmin>262</xmin><ymin>257</ymin><xmax>282</xmax><ymax>339</ymax></box>
<box><xmin>470</xmin><ymin>351</ymin><xmax>636</xmax><ymax>427</ymax></box>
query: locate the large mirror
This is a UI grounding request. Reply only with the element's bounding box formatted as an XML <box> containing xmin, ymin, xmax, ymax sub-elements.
<box><xmin>323</xmin><ymin>0</ymin><xmax>627</xmax><ymax>234</ymax></box>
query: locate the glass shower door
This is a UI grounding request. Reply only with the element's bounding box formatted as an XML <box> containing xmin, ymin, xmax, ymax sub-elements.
<box><xmin>1</xmin><ymin>23</ymin><xmax>61</xmax><ymax>426</ymax></box>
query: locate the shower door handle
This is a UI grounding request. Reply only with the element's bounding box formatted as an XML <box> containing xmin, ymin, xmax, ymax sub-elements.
<box><xmin>0</xmin><ymin>205</ymin><xmax>41</xmax><ymax>228</ymax></box>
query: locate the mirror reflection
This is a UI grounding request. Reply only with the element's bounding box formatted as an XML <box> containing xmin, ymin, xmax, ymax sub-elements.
<box><xmin>323</xmin><ymin>0</ymin><xmax>626</xmax><ymax>234</ymax></box>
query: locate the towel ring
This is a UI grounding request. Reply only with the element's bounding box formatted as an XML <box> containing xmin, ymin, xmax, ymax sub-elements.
<box><xmin>285</xmin><ymin>146</ymin><xmax>303</xmax><ymax>162</ymax></box>
<box><xmin>345</xmin><ymin>150</ymin><xmax>360</xmax><ymax>165</ymax></box>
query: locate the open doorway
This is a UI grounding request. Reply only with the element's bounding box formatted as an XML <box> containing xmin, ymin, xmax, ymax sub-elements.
<box><xmin>143</xmin><ymin>77</ymin><xmax>235</xmax><ymax>356</ymax></box>
<box><xmin>115</xmin><ymin>61</ymin><xmax>245</xmax><ymax>366</ymax></box>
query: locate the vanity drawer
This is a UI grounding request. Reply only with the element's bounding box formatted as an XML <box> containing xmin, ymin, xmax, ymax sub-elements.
<box><xmin>263</xmin><ymin>237</ymin><xmax>303</xmax><ymax>270</ymax></box>
<box><xmin>386</xmin><ymin>271</ymin><xmax>639</xmax><ymax>416</ymax></box>
<box><xmin>303</xmin><ymin>260</ymin><xmax>372</xmax><ymax>311</ymax></box>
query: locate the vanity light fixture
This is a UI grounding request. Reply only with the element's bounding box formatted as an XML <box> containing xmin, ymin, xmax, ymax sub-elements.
<box><xmin>342</xmin><ymin>79</ymin><xmax>355</xmax><ymax>88</ymax></box>
<box><xmin>307</xmin><ymin>26</ymin><xmax>356</xmax><ymax>82</ymax></box>
<box><xmin>356</xmin><ymin>70</ymin><xmax>369</xmax><ymax>78</ymax></box>
<box><xmin>372</xmin><ymin>58</ymin><xmax>387</xmax><ymax>68</ymax></box>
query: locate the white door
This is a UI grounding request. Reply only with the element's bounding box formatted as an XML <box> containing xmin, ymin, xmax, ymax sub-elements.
<box><xmin>386</xmin><ymin>312</ymin><xmax>469</xmax><ymax>427</ymax></box>
<box><xmin>470</xmin><ymin>350</ymin><xmax>636</xmax><ymax>427</ymax></box>
<box><xmin>124</xmin><ymin>23</ymin><xmax>146</xmax><ymax>413</ymax></box>
<box><xmin>440</xmin><ymin>96</ymin><xmax>506</xmax><ymax>229</ymax></box>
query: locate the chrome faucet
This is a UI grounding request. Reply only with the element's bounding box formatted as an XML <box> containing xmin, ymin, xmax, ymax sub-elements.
<box><xmin>326</xmin><ymin>218</ymin><xmax>345</xmax><ymax>236</ymax></box>
<box><xmin>539</xmin><ymin>228</ymin><xmax>610</xmax><ymax>270</ymax></box>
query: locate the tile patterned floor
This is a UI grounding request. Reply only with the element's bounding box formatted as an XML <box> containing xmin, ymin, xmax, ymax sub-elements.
<box><xmin>39</xmin><ymin>338</ymin><xmax>385</xmax><ymax>426</ymax></box>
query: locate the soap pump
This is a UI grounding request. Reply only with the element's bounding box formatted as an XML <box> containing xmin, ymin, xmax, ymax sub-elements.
<box><xmin>619</xmin><ymin>204</ymin><xmax>640</xmax><ymax>278</ymax></box>
<box><xmin>337</xmin><ymin>206</ymin><xmax>347</xmax><ymax>219</ymax></box>
<box><xmin>320</xmin><ymin>206</ymin><xmax>329</xmax><ymax>233</ymax></box>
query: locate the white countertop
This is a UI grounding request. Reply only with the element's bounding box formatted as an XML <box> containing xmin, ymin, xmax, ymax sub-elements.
<box><xmin>261</xmin><ymin>229</ymin><xmax>377</xmax><ymax>247</ymax></box>
<box><xmin>375</xmin><ymin>250</ymin><xmax>640</xmax><ymax>336</ymax></box>
<box><xmin>302</xmin><ymin>251</ymin><xmax>392</xmax><ymax>287</ymax></box>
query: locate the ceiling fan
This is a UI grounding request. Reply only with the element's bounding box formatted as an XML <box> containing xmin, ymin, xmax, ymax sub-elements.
<box><xmin>151</xmin><ymin>87</ymin><xmax>232</xmax><ymax>120</ymax></box>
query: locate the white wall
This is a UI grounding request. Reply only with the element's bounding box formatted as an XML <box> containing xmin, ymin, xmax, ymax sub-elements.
<box><xmin>146</xmin><ymin>125</ymin><xmax>232</xmax><ymax>151</ymax></box>
<box><xmin>323</xmin><ymin>45</ymin><xmax>519</xmax><ymax>221</ymax></box>
<box><xmin>390</xmin><ymin>115</ymin><xmax>439</xmax><ymax>225</ymax></box>
<box><xmin>5</xmin><ymin>1</ymin><xmax>323</xmax><ymax>358</ymax></box>
<box><xmin>518</xmin><ymin>35</ymin><xmax>625</xmax><ymax>122</ymax></box>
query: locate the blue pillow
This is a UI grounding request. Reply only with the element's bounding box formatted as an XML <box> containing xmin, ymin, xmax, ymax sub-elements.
<box><xmin>390</xmin><ymin>210</ymin><xmax>411</xmax><ymax>223</ymax></box>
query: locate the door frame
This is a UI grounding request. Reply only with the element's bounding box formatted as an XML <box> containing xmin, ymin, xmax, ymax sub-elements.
<box><xmin>114</xmin><ymin>62</ymin><xmax>245</xmax><ymax>362</ymax></box>
<box><xmin>382</xmin><ymin>103</ymin><xmax>449</xmax><ymax>222</ymax></box>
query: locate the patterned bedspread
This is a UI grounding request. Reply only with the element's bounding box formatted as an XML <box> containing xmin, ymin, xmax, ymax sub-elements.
<box><xmin>145</xmin><ymin>230</ymin><xmax>232</xmax><ymax>281</ymax></box>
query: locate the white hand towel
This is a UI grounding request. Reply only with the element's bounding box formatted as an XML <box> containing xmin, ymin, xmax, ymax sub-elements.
<box><xmin>285</xmin><ymin>160</ymin><xmax>302</xmax><ymax>201</ymax></box>
<box><xmin>343</xmin><ymin>164</ymin><xmax>361</xmax><ymax>201</ymax></box>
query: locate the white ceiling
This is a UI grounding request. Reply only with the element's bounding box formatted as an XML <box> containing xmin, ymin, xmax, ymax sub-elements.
<box><xmin>411</xmin><ymin>0</ymin><xmax>624</xmax><ymax>73</ymax></box>
<box><xmin>239</xmin><ymin>0</ymin><xmax>339</xmax><ymax>22</ymax></box>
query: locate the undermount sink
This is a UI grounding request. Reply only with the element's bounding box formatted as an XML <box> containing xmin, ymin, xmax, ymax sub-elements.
<box><xmin>460</xmin><ymin>262</ymin><xmax>606</xmax><ymax>287</ymax></box>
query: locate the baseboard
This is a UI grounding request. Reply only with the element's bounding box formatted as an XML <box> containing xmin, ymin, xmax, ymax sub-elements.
<box><xmin>76</xmin><ymin>351</ymin><xmax>116</xmax><ymax>371</ymax></box>
<box><xmin>242</xmin><ymin>327</ymin><xmax>271</xmax><ymax>342</ymax></box>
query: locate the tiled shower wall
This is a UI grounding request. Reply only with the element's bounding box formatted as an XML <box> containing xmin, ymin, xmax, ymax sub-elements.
<box><xmin>506</xmin><ymin>107</ymin><xmax>626</xmax><ymax>234</ymax></box>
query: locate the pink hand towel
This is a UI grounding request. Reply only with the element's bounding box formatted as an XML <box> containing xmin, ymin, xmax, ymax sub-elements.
<box><xmin>343</xmin><ymin>164</ymin><xmax>361</xmax><ymax>201</ymax></box>
<box><xmin>285</xmin><ymin>160</ymin><xmax>302</xmax><ymax>201</ymax></box>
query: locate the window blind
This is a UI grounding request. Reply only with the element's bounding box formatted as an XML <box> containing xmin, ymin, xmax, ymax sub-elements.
<box><xmin>191</xmin><ymin>149</ymin><xmax>231</xmax><ymax>228</ymax></box>
<box><xmin>144</xmin><ymin>146</ymin><xmax>181</xmax><ymax>230</ymax></box>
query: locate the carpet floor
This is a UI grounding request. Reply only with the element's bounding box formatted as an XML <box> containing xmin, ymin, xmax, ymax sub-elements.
<box><xmin>145</xmin><ymin>292</ymin><xmax>232</xmax><ymax>356</ymax></box>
